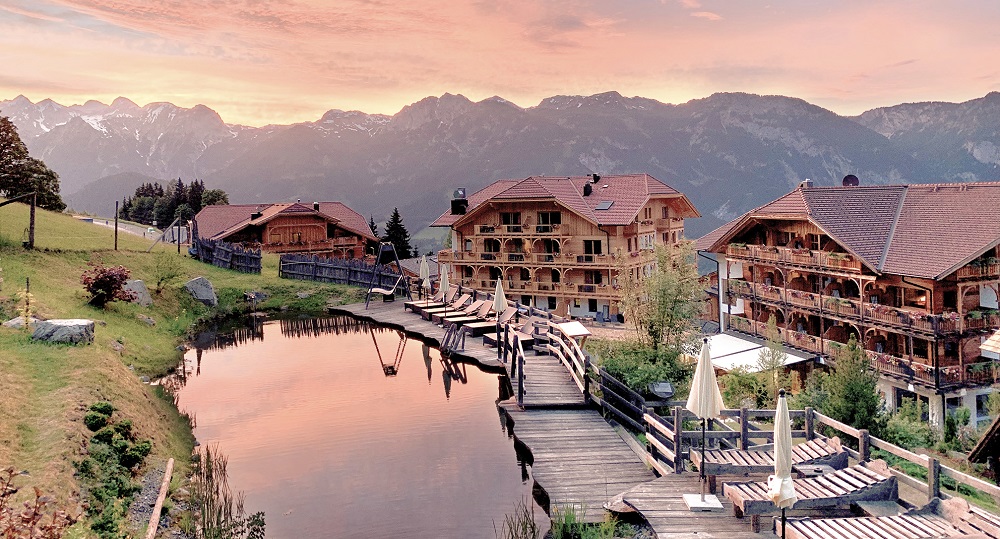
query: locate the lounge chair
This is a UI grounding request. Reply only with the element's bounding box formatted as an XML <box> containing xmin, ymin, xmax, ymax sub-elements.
<box><xmin>419</xmin><ymin>294</ymin><xmax>472</xmax><ymax>320</ymax></box>
<box><xmin>783</xmin><ymin>497</ymin><xmax>998</xmax><ymax>539</ymax></box>
<box><xmin>431</xmin><ymin>299</ymin><xmax>487</xmax><ymax>324</ymax></box>
<box><xmin>403</xmin><ymin>286</ymin><xmax>456</xmax><ymax>312</ymax></box>
<box><xmin>470</xmin><ymin>307</ymin><xmax>518</xmax><ymax>340</ymax></box>
<box><xmin>441</xmin><ymin>301</ymin><xmax>495</xmax><ymax>328</ymax></box>
<box><xmin>482</xmin><ymin>315</ymin><xmax>541</xmax><ymax>347</ymax></box>
<box><xmin>724</xmin><ymin>460</ymin><xmax>897</xmax><ymax>525</ymax></box>
<box><xmin>691</xmin><ymin>436</ymin><xmax>848</xmax><ymax>493</ymax></box>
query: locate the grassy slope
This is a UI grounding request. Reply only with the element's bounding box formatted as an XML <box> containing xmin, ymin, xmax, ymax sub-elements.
<box><xmin>0</xmin><ymin>199</ymin><xmax>362</xmax><ymax>512</ymax></box>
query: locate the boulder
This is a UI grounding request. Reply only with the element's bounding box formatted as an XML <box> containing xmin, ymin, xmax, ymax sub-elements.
<box><xmin>124</xmin><ymin>279</ymin><xmax>153</xmax><ymax>306</ymax></box>
<box><xmin>31</xmin><ymin>319</ymin><xmax>95</xmax><ymax>344</ymax></box>
<box><xmin>136</xmin><ymin>314</ymin><xmax>156</xmax><ymax>326</ymax></box>
<box><xmin>185</xmin><ymin>277</ymin><xmax>218</xmax><ymax>307</ymax></box>
<box><xmin>3</xmin><ymin>316</ymin><xmax>40</xmax><ymax>329</ymax></box>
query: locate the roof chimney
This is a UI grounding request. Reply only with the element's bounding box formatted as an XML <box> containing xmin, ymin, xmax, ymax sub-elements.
<box><xmin>591</xmin><ymin>173</ymin><xmax>601</xmax><ymax>184</ymax></box>
<box><xmin>799</xmin><ymin>179</ymin><xmax>813</xmax><ymax>189</ymax></box>
<box><xmin>313</xmin><ymin>201</ymin><xmax>320</xmax><ymax>211</ymax></box>
<box><xmin>583</xmin><ymin>183</ymin><xmax>593</xmax><ymax>197</ymax></box>
<box><xmin>842</xmin><ymin>174</ymin><xmax>860</xmax><ymax>187</ymax></box>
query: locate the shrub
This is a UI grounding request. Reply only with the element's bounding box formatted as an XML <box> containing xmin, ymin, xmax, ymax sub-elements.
<box><xmin>81</xmin><ymin>263</ymin><xmax>136</xmax><ymax>308</ymax></box>
<box><xmin>112</xmin><ymin>419</ymin><xmax>133</xmax><ymax>440</ymax></box>
<box><xmin>84</xmin><ymin>411</ymin><xmax>109</xmax><ymax>431</ymax></box>
<box><xmin>882</xmin><ymin>398</ymin><xmax>934</xmax><ymax>449</ymax></box>
<box><xmin>119</xmin><ymin>440</ymin><xmax>152</xmax><ymax>469</ymax></box>
<box><xmin>89</xmin><ymin>401</ymin><xmax>115</xmax><ymax>416</ymax></box>
<box><xmin>151</xmin><ymin>252</ymin><xmax>183</xmax><ymax>294</ymax></box>
<box><xmin>590</xmin><ymin>339</ymin><xmax>693</xmax><ymax>396</ymax></box>
<box><xmin>92</xmin><ymin>426</ymin><xmax>116</xmax><ymax>445</ymax></box>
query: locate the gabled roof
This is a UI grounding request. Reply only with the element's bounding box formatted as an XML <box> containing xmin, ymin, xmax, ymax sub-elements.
<box><xmin>697</xmin><ymin>182</ymin><xmax>1000</xmax><ymax>280</ymax></box>
<box><xmin>194</xmin><ymin>202</ymin><xmax>378</xmax><ymax>243</ymax></box>
<box><xmin>430</xmin><ymin>174</ymin><xmax>699</xmax><ymax>228</ymax></box>
<box><xmin>968</xmin><ymin>410</ymin><xmax>1000</xmax><ymax>464</ymax></box>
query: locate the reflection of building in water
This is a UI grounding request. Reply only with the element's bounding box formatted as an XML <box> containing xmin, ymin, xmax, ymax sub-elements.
<box><xmin>191</xmin><ymin>317</ymin><xmax>265</xmax><ymax>351</ymax></box>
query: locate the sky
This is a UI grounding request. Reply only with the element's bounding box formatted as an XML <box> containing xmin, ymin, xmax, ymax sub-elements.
<box><xmin>2</xmin><ymin>0</ymin><xmax>1000</xmax><ymax>127</ymax></box>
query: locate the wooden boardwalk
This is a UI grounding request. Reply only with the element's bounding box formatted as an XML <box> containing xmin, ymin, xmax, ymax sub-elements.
<box><xmin>613</xmin><ymin>475</ymin><xmax>777</xmax><ymax>538</ymax></box>
<box><xmin>500</xmin><ymin>403</ymin><xmax>656</xmax><ymax>523</ymax></box>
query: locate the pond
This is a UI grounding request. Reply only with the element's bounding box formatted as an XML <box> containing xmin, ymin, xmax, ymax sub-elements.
<box><xmin>172</xmin><ymin>315</ymin><xmax>541</xmax><ymax>539</ymax></box>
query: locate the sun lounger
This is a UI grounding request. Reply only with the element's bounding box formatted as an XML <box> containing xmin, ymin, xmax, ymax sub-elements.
<box><xmin>441</xmin><ymin>301</ymin><xmax>495</xmax><ymax>327</ymax></box>
<box><xmin>724</xmin><ymin>460</ymin><xmax>897</xmax><ymax>521</ymax></box>
<box><xmin>482</xmin><ymin>315</ymin><xmax>541</xmax><ymax>347</ymax></box>
<box><xmin>470</xmin><ymin>307</ymin><xmax>518</xmax><ymax>340</ymax></box>
<box><xmin>419</xmin><ymin>294</ymin><xmax>472</xmax><ymax>320</ymax></box>
<box><xmin>783</xmin><ymin>497</ymin><xmax>999</xmax><ymax>539</ymax></box>
<box><xmin>431</xmin><ymin>299</ymin><xmax>487</xmax><ymax>324</ymax></box>
<box><xmin>403</xmin><ymin>286</ymin><xmax>457</xmax><ymax>312</ymax></box>
<box><xmin>691</xmin><ymin>436</ymin><xmax>848</xmax><ymax>493</ymax></box>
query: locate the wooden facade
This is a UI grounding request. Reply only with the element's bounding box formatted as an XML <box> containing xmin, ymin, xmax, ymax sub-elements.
<box><xmin>436</xmin><ymin>175</ymin><xmax>697</xmax><ymax>319</ymax></box>
<box><xmin>704</xmin><ymin>216</ymin><xmax>1000</xmax><ymax>427</ymax></box>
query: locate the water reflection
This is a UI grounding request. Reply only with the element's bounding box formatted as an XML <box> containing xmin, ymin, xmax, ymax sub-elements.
<box><xmin>171</xmin><ymin>316</ymin><xmax>542</xmax><ymax>539</ymax></box>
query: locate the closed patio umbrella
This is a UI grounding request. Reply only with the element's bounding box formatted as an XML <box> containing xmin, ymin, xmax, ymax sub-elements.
<box><xmin>768</xmin><ymin>388</ymin><xmax>798</xmax><ymax>539</ymax></box>
<box><xmin>438</xmin><ymin>264</ymin><xmax>450</xmax><ymax>320</ymax></box>
<box><xmin>685</xmin><ymin>337</ymin><xmax>725</xmax><ymax>510</ymax></box>
<box><xmin>494</xmin><ymin>280</ymin><xmax>507</xmax><ymax>359</ymax></box>
<box><xmin>419</xmin><ymin>256</ymin><xmax>431</xmax><ymax>298</ymax></box>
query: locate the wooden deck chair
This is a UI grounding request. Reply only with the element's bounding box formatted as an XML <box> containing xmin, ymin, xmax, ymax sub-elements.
<box><xmin>724</xmin><ymin>460</ymin><xmax>897</xmax><ymax>523</ymax></box>
<box><xmin>404</xmin><ymin>285</ymin><xmax>456</xmax><ymax>312</ymax></box>
<box><xmin>419</xmin><ymin>293</ymin><xmax>472</xmax><ymax>320</ymax></box>
<box><xmin>432</xmin><ymin>299</ymin><xmax>487</xmax><ymax>324</ymax></box>
<box><xmin>441</xmin><ymin>300</ymin><xmax>495</xmax><ymax>328</ymax></box>
<box><xmin>472</xmin><ymin>307</ymin><xmax>518</xmax><ymax>341</ymax></box>
<box><xmin>368</xmin><ymin>273</ymin><xmax>405</xmax><ymax>302</ymax></box>
<box><xmin>691</xmin><ymin>436</ymin><xmax>848</xmax><ymax>493</ymax></box>
<box><xmin>783</xmin><ymin>497</ymin><xmax>997</xmax><ymax>539</ymax></box>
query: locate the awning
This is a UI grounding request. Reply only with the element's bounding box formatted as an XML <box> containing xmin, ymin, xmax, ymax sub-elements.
<box><xmin>981</xmin><ymin>330</ymin><xmax>1000</xmax><ymax>355</ymax></box>
<box><xmin>707</xmin><ymin>332</ymin><xmax>815</xmax><ymax>373</ymax></box>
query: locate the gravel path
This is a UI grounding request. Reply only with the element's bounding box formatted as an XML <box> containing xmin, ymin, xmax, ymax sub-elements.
<box><xmin>127</xmin><ymin>462</ymin><xmax>194</xmax><ymax>539</ymax></box>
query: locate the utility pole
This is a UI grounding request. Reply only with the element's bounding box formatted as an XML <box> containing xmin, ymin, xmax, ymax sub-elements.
<box><xmin>28</xmin><ymin>193</ymin><xmax>35</xmax><ymax>249</ymax></box>
<box><xmin>114</xmin><ymin>201</ymin><xmax>119</xmax><ymax>251</ymax></box>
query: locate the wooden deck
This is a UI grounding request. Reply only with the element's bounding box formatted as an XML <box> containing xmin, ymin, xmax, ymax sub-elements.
<box><xmin>500</xmin><ymin>403</ymin><xmax>656</xmax><ymax>523</ymax></box>
<box><xmin>613</xmin><ymin>475</ymin><xmax>777</xmax><ymax>538</ymax></box>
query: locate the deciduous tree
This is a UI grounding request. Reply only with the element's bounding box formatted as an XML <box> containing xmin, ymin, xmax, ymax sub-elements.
<box><xmin>0</xmin><ymin>116</ymin><xmax>65</xmax><ymax>211</ymax></box>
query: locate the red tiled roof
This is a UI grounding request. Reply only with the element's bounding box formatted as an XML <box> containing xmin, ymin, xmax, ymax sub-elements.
<box><xmin>431</xmin><ymin>174</ymin><xmax>698</xmax><ymax>228</ymax></box>
<box><xmin>194</xmin><ymin>201</ymin><xmax>378</xmax><ymax>243</ymax></box>
<box><xmin>698</xmin><ymin>182</ymin><xmax>1000</xmax><ymax>280</ymax></box>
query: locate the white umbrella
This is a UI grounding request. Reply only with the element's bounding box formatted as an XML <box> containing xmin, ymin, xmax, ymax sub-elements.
<box><xmin>419</xmin><ymin>256</ymin><xmax>431</xmax><ymax>297</ymax></box>
<box><xmin>494</xmin><ymin>279</ymin><xmax>507</xmax><ymax>359</ymax></box>
<box><xmin>686</xmin><ymin>337</ymin><xmax>725</xmax><ymax>503</ymax></box>
<box><xmin>438</xmin><ymin>264</ymin><xmax>450</xmax><ymax>320</ymax></box>
<box><xmin>768</xmin><ymin>388</ymin><xmax>797</xmax><ymax>539</ymax></box>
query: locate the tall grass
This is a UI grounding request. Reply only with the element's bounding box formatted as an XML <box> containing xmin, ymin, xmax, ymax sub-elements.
<box><xmin>193</xmin><ymin>445</ymin><xmax>265</xmax><ymax>539</ymax></box>
<box><xmin>494</xmin><ymin>497</ymin><xmax>540</xmax><ymax>539</ymax></box>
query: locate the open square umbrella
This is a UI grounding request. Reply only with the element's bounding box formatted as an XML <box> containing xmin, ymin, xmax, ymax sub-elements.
<box><xmin>768</xmin><ymin>388</ymin><xmax>798</xmax><ymax>538</ymax></box>
<box><xmin>684</xmin><ymin>337</ymin><xmax>725</xmax><ymax>510</ymax></box>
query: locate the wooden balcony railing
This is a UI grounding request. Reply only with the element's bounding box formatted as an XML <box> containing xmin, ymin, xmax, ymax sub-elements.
<box><xmin>476</xmin><ymin>223</ymin><xmax>565</xmax><ymax>236</ymax></box>
<box><xmin>264</xmin><ymin>239</ymin><xmax>353</xmax><ymax>253</ymax></box>
<box><xmin>727</xmin><ymin>244</ymin><xmax>863</xmax><ymax>273</ymax></box>
<box><xmin>654</xmin><ymin>217</ymin><xmax>684</xmax><ymax>230</ymax></box>
<box><xmin>724</xmin><ymin>314</ymin><xmax>996</xmax><ymax>389</ymax></box>
<box><xmin>955</xmin><ymin>262</ymin><xmax>1000</xmax><ymax>280</ymax></box>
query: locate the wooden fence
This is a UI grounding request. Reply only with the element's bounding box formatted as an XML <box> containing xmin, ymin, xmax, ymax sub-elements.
<box><xmin>278</xmin><ymin>254</ymin><xmax>404</xmax><ymax>292</ymax></box>
<box><xmin>193</xmin><ymin>239</ymin><xmax>262</xmax><ymax>274</ymax></box>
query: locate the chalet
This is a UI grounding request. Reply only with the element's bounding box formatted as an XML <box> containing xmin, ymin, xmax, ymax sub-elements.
<box><xmin>192</xmin><ymin>201</ymin><xmax>378</xmax><ymax>258</ymax></box>
<box><xmin>432</xmin><ymin>174</ymin><xmax>699</xmax><ymax>319</ymax></box>
<box><xmin>697</xmin><ymin>178</ymin><xmax>1000</xmax><ymax>427</ymax></box>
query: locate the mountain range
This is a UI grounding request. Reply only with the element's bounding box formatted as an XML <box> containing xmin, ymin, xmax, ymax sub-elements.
<box><xmin>3</xmin><ymin>91</ymin><xmax>1000</xmax><ymax>248</ymax></box>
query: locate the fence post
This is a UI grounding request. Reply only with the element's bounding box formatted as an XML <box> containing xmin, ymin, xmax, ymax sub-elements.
<box><xmin>739</xmin><ymin>407</ymin><xmax>749</xmax><ymax>449</ymax></box>
<box><xmin>517</xmin><ymin>337</ymin><xmax>525</xmax><ymax>408</ymax></box>
<box><xmin>927</xmin><ymin>457</ymin><xmax>940</xmax><ymax>499</ymax></box>
<box><xmin>805</xmin><ymin>407</ymin><xmax>815</xmax><ymax>441</ymax></box>
<box><xmin>645</xmin><ymin>406</ymin><xmax>656</xmax><ymax>462</ymax></box>
<box><xmin>673</xmin><ymin>405</ymin><xmax>684</xmax><ymax>474</ymax></box>
<box><xmin>311</xmin><ymin>257</ymin><xmax>319</xmax><ymax>280</ymax></box>
<box><xmin>582</xmin><ymin>357</ymin><xmax>590</xmax><ymax>404</ymax></box>
<box><xmin>858</xmin><ymin>429</ymin><xmax>870</xmax><ymax>462</ymax></box>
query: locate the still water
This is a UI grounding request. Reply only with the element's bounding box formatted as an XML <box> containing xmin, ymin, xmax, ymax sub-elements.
<box><xmin>173</xmin><ymin>316</ymin><xmax>538</xmax><ymax>539</ymax></box>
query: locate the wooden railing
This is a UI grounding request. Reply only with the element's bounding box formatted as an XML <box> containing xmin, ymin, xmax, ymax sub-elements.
<box><xmin>956</xmin><ymin>262</ymin><xmax>1000</xmax><ymax>280</ymax></box>
<box><xmin>727</xmin><ymin>244</ymin><xmax>863</xmax><ymax>273</ymax></box>
<box><xmin>476</xmin><ymin>223</ymin><xmax>567</xmax><ymax>236</ymax></box>
<box><xmin>546</xmin><ymin>322</ymin><xmax>589</xmax><ymax>398</ymax></box>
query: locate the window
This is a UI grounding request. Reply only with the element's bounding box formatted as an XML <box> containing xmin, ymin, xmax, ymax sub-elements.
<box><xmin>584</xmin><ymin>271</ymin><xmax>603</xmax><ymax>285</ymax></box>
<box><xmin>639</xmin><ymin>234</ymin><xmax>654</xmax><ymax>250</ymax></box>
<box><xmin>542</xmin><ymin>239</ymin><xmax>560</xmax><ymax>254</ymax></box>
<box><xmin>661</xmin><ymin>206</ymin><xmax>668</xmax><ymax>219</ymax></box>
<box><xmin>538</xmin><ymin>211</ymin><xmax>562</xmax><ymax>225</ymax></box>
<box><xmin>548</xmin><ymin>296</ymin><xmax>557</xmax><ymax>310</ymax></box>
<box><xmin>291</xmin><ymin>231</ymin><xmax>302</xmax><ymax>243</ymax></box>
<box><xmin>484</xmin><ymin>239</ymin><xmax>501</xmax><ymax>252</ymax></box>
<box><xmin>520</xmin><ymin>268</ymin><xmax>530</xmax><ymax>281</ymax></box>
<box><xmin>500</xmin><ymin>212</ymin><xmax>521</xmax><ymax>225</ymax></box>
<box><xmin>583</xmin><ymin>239</ymin><xmax>603</xmax><ymax>255</ymax></box>
<box><xmin>551</xmin><ymin>269</ymin><xmax>560</xmax><ymax>283</ymax></box>
<box><xmin>662</xmin><ymin>232</ymin><xmax>669</xmax><ymax>244</ymax></box>
<box><xmin>463</xmin><ymin>266</ymin><xmax>473</xmax><ymax>277</ymax></box>
<box><xmin>628</xmin><ymin>238</ymin><xmax>633</xmax><ymax>251</ymax></box>
<box><xmin>464</xmin><ymin>239</ymin><xmax>473</xmax><ymax>251</ymax></box>
<box><xmin>595</xmin><ymin>201</ymin><xmax>613</xmax><ymax>211</ymax></box>
<box><xmin>588</xmin><ymin>299</ymin><xmax>598</xmax><ymax>312</ymax></box>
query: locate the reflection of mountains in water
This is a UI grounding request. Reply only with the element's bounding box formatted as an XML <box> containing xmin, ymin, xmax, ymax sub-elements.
<box><xmin>278</xmin><ymin>316</ymin><xmax>392</xmax><ymax>339</ymax></box>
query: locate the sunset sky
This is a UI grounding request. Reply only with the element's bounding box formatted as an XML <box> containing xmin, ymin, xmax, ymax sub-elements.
<box><xmin>3</xmin><ymin>0</ymin><xmax>999</xmax><ymax>126</ymax></box>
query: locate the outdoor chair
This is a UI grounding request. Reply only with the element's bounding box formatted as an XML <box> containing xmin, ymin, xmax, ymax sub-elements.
<box><xmin>441</xmin><ymin>301</ymin><xmax>495</xmax><ymax>328</ymax></box>
<box><xmin>431</xmin><ymin>299</ymin><xmax>487</xmax><ymax>324</ymax></box>
<box><xmin>419</xmin><ymin>293</ymin><xmax>472</xmax><ymax>320</ymax></box>
<box><xmin>783</xmin><ymin>497</ymin><xmax>999</xmax><ymax>539</ymax></box>
<box><xmin>472</xmin><ymin>307</ymin><xmax>518</xmax><ymax>341</ymax></box>
<box><xmin>403</xmin><ymin>285</ymin><xmax>457</xmax><ymax>312</ymax></box>
<box><xmin>691</xmin><ymin>436</ymin><xmax>848</xmax><ymax>493</ymax></box>
<box><xmin>724</xmin><ymin>460</ymin><xmax>897</xmax><ymax>531</ymax></box>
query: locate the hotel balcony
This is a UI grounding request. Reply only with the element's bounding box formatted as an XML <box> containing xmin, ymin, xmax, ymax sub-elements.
<box><xmin>726</xmin><ymin>243</ymin><xmax>863</xmax><ymax>274</ymax></box>
<box><xmin>725</xmin><ymin>279</ymin><xmax>973</xmax><ymax>335</ymax></box>
<box><xmin>956</xmin><ymin>261</ymin><xmax>1000</xmax><ymax>280</ymax></box>
<box><xmin>725</xmin><ymin>314</ymin><xmax>998</xmax><ymax>390</ymax></box>
<box><xmin>263</xmin><ymin>238</ymin><xmax>359</xmax><ymax>253</ymax></box>
<box><xmin>438</xmin><ymin>249</ymin><xmax>615</xmax><ymax>266</ymax></box>
<box><xmin>474</xmin><ymin>223</ymin><xmax>570</xmax><ymax>237</ymax></box>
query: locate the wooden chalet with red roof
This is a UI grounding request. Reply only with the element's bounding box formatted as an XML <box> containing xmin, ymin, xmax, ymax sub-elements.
<box><xmin>192</xmin><ymin>201</ymin><xmax>378</xmax><ymax>258</ymax></box>
<box><xmin>697</xmin><ymin>178</ymin><xmax>1000</xmax><ymax>427</ymax></box>
<box><xmin>432</xmin><ymin>174</ymin><xmax>699</xmax><ymax>319</ymax></box>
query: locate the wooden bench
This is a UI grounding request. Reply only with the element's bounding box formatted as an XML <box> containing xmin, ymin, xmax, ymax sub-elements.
<box><xmin>691</xmin><ymin>436</ymin><xmax>848</xmax><ymax>493</ymax></box>
<box><xmin>784</xmin><ymin>497</ymin><xmax>1000</xmax><ymax>539</ymax></box>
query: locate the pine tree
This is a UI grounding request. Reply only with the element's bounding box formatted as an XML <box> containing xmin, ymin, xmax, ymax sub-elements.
<box><xmin>0</xmin><ymin>116</ymin><xmax>65</xmax><ymax>211</ymax></box>
<box><xmin>824</xmin><ymin>335</ymin><xmax>883</xmax><ymax>433</ymax></box>
<box><xmin>381</xmin><ymin>208</ymin><xmax>413</xmax><ymax>258</ymax></box>
<box><xmin>757</xmin><ymin>315</ymin><xmax>791</xmax><ymax>403</ymax></box>
<box><xmin>369</xmin><ymin>215</ymin><xmax>378</xmax><ymax>237</ymax></box>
